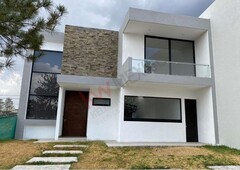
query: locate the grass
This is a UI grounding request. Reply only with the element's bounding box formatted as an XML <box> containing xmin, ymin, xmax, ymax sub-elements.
<box><xmin>0</xmin><ymin>140</ymin><xmax>240</xmax><ymax>169</ymax></box>
<box><xmin>0</xmin><ymin>140</ymin><xmax>52</xmax><ymax>169</ymax></box>
<box><xmin>71</xmin><ymin>142</ymin><xmax>240</xmax><ymax>169</ymax></box>
<box><xmin>204</xmin><ymin>145</ymin><xmax>240</xmax><ymax>155</ymax></box>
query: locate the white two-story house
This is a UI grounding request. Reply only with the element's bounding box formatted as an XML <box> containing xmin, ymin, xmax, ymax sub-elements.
<box><xmin>16</xmin><ymin>3</ymin><xmax>234</xmax><ymax>147</ymax></box>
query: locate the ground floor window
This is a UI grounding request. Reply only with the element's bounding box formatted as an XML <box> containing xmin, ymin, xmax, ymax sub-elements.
<box><xmin>124</xmin><ymin>96</ymin><xmax>182</xmax><ymax>122</ymax></box>
<box><xmin>26</xmin><ymin>50</ymin><xmax>62</xmax><ymax>119</ymax></box>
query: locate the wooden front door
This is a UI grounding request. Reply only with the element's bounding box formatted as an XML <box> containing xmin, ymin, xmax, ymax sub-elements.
<box><xmin>62</xmin><ymin>91</ymin><xmax>89</xmax><ymax>137</ymax></box>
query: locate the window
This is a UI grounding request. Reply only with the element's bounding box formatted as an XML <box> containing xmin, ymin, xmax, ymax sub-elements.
<box><xmin>145</xmin><ymin>36</ymin><xmax>195</xmax><ymax>76</ymax></box>
<box><xmin>124</xmin><ymin>96</ymin><xmax>182</xmax><ymax>122</ymax></box>
<box><xmin>33</xmin><ymin>51</ymin><xmax>62</xmax><ymax>73</ymax></box>
<box><xmin>93</xmin><ymin>98</ymin><xmax>111</xmax><ymax>106</ymax></box>
<box><xmin>26</xmin><ymin>50</ymin><xmax>62</xmax><ymax>120</ymax></box>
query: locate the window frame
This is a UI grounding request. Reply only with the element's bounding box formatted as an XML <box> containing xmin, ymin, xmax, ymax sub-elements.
<box><xmin>124</xmin><ymin>95</ymin><xmax>182</xmax><ymax>123</ymax></box>
<box><xmin>144</xmin><ymin>35</ymin><xmax>196</xmax><ymax>76</ymax></box>
<box><xmin>92</xmin><ymin>98</ymin><xmax>111</xmax><ymax>106</ymax></box>
<box><xmin>26</xmin><ymin>50</ymin><xmax>63</xmax><ymax>120</ymax></box>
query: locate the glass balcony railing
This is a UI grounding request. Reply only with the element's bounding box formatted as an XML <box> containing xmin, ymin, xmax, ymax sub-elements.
<box><xmin>129</xmin><ymin>58</ymin><xmax>211</xmax><ymax>78</ymax></box>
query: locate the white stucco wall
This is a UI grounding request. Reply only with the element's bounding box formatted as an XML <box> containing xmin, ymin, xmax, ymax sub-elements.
<box><xmin>23</xmin><ymin>126</ymin><xmax>55</xmax><ymax>139</ymax></box>
<box><xmin>195</xmin><ymin>32</ymin><xmax>211</xmax><ymax>78</ymax></box>
<box><xmin>200</xmin><ymin>0</ymin><xmax>240</xmax><ymax>149</ymax></box>
<box><xmin>87</xmin><ymin>88</ymin><xmax>120</xmax><ymax>140</ymax></box>
<box><xmin>122</xmin><ymin>33</ymin><xmax>144</xmax><ymax>64</ymax></box>
<box><xmin>118</xmin><ymin>85</ymin><xmax>215</xmax><ymax>143</ymax></box>
<box><xmin>197</xmin><ymin>87</ymin><xmax>215</xmax><ymax>144</ymax></box>
<box><xmin>22</xmin><ymin>37</ymin><xmax>63</xmax><ymax>140</ymax></box>
<box><xmin>55</xmin><ymin>87</ymin><xmax>65</xmax><ymax>140</ymax></box>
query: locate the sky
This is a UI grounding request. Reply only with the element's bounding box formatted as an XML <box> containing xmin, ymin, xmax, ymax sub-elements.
<box><xmin>0</xmin><ymin>0</ymin><xmax>214</xmax><ymax>109</ymax></box>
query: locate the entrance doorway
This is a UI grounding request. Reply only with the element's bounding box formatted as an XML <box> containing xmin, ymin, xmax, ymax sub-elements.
<box><xmin>62</xmin><ymin>91</ymin><xmax>89</xmax><ymax>137</ymax></box>
<box><xmin>185</xmin><ymin>99</ymin><xmax>198</xmax><ymax>142</ymax></box>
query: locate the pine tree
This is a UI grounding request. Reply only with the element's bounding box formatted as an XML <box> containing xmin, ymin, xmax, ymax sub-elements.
<box><xmin>4</xmin><ymin>98</ymin><xmax>14</xmax><ymax>113</ymax></box>
<box><xmin>0</xmin><ymin>99</ymin><xmax>4</xmax><ymax>114</ymax></box>
<box><xmin>0</xmin><ymin>0</ymin><xmax>67</xmax><ymax>69</ymax></box>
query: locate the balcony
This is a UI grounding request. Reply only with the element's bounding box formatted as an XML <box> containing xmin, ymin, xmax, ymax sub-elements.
<box><xmin>123</xmin><ymin>57</ymin><xmax>210</xmax><ymax>78</ymax></box>
<box><xmin>121</xmin><ymin>57</ymin><xmax>212</xmax><ymax>87</ymax></box>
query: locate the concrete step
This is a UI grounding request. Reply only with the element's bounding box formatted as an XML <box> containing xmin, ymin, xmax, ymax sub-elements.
<box><xmin>26</xmin><ymin>157</ymin><xmax>77</xmax><ymax>163</ymax></box>
<box><xmin>54</xmin><ymin>145</ymin><xmax>88</xmax><ymax>148</ymax></box>
<box><xmin>43</xmin><ymin>150</ymin><xmax>83</xmax><ymax>154</ymax></box>
<box><xmin>11</xmin><ymin>164</ymin><xmax>71</xmax><ymax>170</ymax></box>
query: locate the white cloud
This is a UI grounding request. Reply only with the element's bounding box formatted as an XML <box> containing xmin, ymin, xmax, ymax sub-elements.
<box><xmin>0</xmin><ymin>71</ymin><xmax>22</xmax><ymax>95</ymax></box>
<box><xmin>0</xmin><ymin>57</ymin><xmax>24</xmax><ymax>109</ymax></box>
<box><xmin>34</xmin><ymin>62</ymin><xmax>60</xmax><ymax>73</ymax></box>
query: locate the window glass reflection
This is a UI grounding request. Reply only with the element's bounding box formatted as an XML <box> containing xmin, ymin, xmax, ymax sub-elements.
<box><xmin>124</xmin><ymin>96</ymin><xmax>181</xmax><ymax>122</ymax></box>
<box><xmin>27</xmin><ymin>96</ymin><xmax>58</xmax><ymax>120</ymax></box>
<box><xmin>30</xmin><ymin>73</ymin><xmax>59</xmax><ymax>96</ymax></box>
<box><xmin>33</xmin><ymin>51</ymin><xmax>62</xmax><ymax>73</ymax></box>
<box><xmin>26</xmin><ymin>50</ymin><xmax>62</xmax><ymax>120</ymax></box>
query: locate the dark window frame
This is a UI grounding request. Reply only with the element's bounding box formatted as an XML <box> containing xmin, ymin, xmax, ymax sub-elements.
<box><xmin>92</xmin><ymin>98</ymin><xmax>111</xmax><ymax>106</ymax></box>
<box><xmin>26</xmin><ymin>50</ymin><xmax>62</xmax><ymax>120</ymax></box>
<box><xmin>144</xmin><ymin>35</ymin><xmax>196</xmax><ymax>76</ymax></box>
<box><xmin>124</xmin><ymin>95</ymin><xmax>182</xmax><ymax>123</ymax></box>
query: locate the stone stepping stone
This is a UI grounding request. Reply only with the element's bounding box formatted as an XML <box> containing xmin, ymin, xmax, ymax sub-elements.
<box><xmin>27</xmin><ymin>157</ymin><xmax>77</xmax><ymax>163</ymax></box>
<box><xmin>43</xmin><ymin>150</ymin><xmax>83</xmax><ymax>154</ymax></box>
<box><xmin>208</xmin><ymin>166</ymin><xmax>240</xmax><ymax>170</ymax></box>
<box><xmin>54</xmin><ymin>145</ymin><xmax>88</xmax><ymax>148</ymax></box>
<box><xmin>11</xmin><ymin>164</ymin><xmax>71</xmax><ymax>170</ymax></box>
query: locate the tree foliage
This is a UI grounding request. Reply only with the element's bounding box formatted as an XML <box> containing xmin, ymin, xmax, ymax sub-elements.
<box><xmin>0</xmin><ymin>0</ymin><xmax>67</xmax><ymax>70</ymax></box>
<box><xmin>0</xmin><ymin>99</ymin><xmax>4</xmax><ymax>112</ymax></box>
<box><xmin>4</xmin><ymin>97</ymin><xmax>15</xmax><ymax>113</ymax></box>
<box><xmin>34</xmin><ymin>73</ymin><xmax>58</xmax><ymax>96</ymax></box>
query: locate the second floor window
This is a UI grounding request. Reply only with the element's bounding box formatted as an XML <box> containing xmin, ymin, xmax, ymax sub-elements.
<box><xmin>145</xmin><ymin>36</ymin><xmax>195</xmax><ymax>76</ymax></box>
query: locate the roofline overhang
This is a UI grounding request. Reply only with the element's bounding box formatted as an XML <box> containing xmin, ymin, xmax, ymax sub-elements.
<box><xmin>120</xmin><ymin>8</ymin><xmax>211</xmax><ymax>33</ymax></box>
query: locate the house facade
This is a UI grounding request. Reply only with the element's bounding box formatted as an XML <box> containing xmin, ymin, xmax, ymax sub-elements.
<box><xmin>15</xmin><ymin>8</ymin><xmax>218</xmax><ymax>145</ymax></box>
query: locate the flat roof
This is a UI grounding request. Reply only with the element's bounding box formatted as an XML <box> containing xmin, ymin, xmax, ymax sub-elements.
<box><xmin>121</xmin><ymin>8</ymin><xmax>211</xmax><ymax>40</ymax></box>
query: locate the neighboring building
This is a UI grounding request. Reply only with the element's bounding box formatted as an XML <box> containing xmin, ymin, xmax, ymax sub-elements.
<box><xmin>16</xmin><ymin>3</ymin><xmax>234</xmax><ymax>147</ymax></box>
<box><xmin>200</xmin><ymin>0</ymin><xmax>240</xmax><ymax>149</ymax></box>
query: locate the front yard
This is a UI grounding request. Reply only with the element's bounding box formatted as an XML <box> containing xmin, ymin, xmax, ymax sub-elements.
<box><xmin>0</xmin><ymin>140</ymin><xmax>52</xmax><ymax>169</ymax></box>
<box><xmin>1</xmin><ymin>140</ymin><xmax>240</xmax><ymax>169</ymax></box>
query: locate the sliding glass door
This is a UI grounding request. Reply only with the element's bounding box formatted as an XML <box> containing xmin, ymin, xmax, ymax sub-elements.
<box><xmin>145</xmin><ymin>36</ymin><xmax>195</xmax><ymax>76</ymax></box>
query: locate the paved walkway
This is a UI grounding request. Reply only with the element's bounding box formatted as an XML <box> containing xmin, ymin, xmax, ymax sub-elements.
<box><xmin>11</xmin><ymin>144</ymin><xmax>88</xmax><ymax>170</ymax></box>
<box><xmin>105</xmin><ymin>141</ymin><xmax>206</xmax><ymax>147</ymax></box>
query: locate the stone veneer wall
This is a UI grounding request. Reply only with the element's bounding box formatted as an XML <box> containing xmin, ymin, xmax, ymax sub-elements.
<box><xmin>62</xmin><ymin>25</ymin><xmax>118</xmax><ymax>78</ymax></box>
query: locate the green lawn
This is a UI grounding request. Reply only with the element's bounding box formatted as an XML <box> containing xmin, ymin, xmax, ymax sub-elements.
<box><xmin>1</xmin><ymin>140</ymin><xmax>240</xmax><ymax>169</ymax></box>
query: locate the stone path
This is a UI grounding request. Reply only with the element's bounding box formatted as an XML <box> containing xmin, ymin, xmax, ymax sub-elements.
<box><xmin>11</xmin><ymin>144</ymin><xmax>88</xmax><ymax>170</ymax></box>
<box><xmin>54</xmin><ymin>144</ymin><xmax>88</xmax><ymax>148</ymax></box>
<box><xmin>43</xmin><ymin>150</ymin><xmax>83</xmax><ymax>154</ymax></box>
<box><xmin>12</xmin><ymin>165</ymin><xmax>71</xmax><ymax>170</ymax></box>
<box><xmin>27</xmin><ymin>157</ymin><xmax>77</xmax><ymax>163</ymax></box>
<box><xmin>208</xmin><ymin>166</ymin><xmax>240</xmax><ymax>170</ymax></box>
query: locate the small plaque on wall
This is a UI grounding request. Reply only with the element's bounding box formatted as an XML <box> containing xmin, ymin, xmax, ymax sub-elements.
<box><xmin>92</xmin><ymin>98</ymin><xmax>111</xmax><ymax>106</ymax></box>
